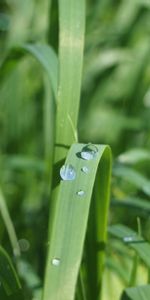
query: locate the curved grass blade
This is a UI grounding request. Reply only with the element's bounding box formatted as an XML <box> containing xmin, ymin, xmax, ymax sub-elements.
<box><xmin>0</xmin><ymin>44</ymin><xmax>58</xmax><ymax>100</ymax></box>
<box><xmin>0</xmin><ymin>43</ymin><xmax>58</xmax><ymax>189</ymax></box>
<box><xmin>43</xmin><ymin>143</ymin><xmax>111</xmax><ymax>300</ymax></box>
<box><xmin>113</xmin><ymin>165</ymin><xmax>150</xmax><ymax>196</ymax></box>
<box><xmin>0</xmin><ymin>245</ymin><xmax>21</xmax><ymax>296</ymax></box>
<box><xmin>22</xmin><ymin>44</ymin><xmax>58</xmax><ymax>100</ymax></box>
<box><xmin>121</xmin><ymin>285</ymin><xmax>150</xmax><ymax>300</ymax></box>
<box><xmin>117</xmin><ymin>149</ymin><xmax>150</xmax><ymax>165</ymax></box>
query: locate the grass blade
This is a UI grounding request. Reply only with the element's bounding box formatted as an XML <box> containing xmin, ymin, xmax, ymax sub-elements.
<box><xmin>0</xmin><ymin>189</ymin><xmax>20</xmax><ymax>258</ymax></box>
<box><xmin>1</xmin><ymin>44</ymin><xmax>58</xmax><ymax>100</ymax></box>
<box><xmin>0</xmin><ymin>245</ymin><xmax>21</xmax><ymax>296</ymax></box>
<box><xmin>22</xmin><ymin>44</ymin><xmax>58</xmax><ymax>100</ymax></box>
<box><xmin>43</xmin><ymin>143</ymin><xmax>111</xmax><ymax>300</ymax></box>
<box><xmin>121</xmin><ymin>285</ymin><xmax>150</xmax><ymax>300</ymax></box>
<box><xmin>113</xmin><ymin>165</ymin><xmax>150</xmax><ymax>196</ymax></box>
<box><xmin>109</xmin><ymin>224</ymin><xmax>150</xmax><ymax>269</ymax></box>
<box><xmin>55</xmin><ymin>0</ymin><xmax>85</xmax><ymax>161</ymax></box>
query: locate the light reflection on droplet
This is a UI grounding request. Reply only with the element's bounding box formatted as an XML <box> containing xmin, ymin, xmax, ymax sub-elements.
<box><xmin>123</xmin><ymin>236</ymin><xmax>133</xmax><ymax>243</ymax></box>
<box><xmin>81</xmin><ymin>166</ymin><xmax>89</xmax><ymax>173</ymax></box>
<box><xmin>80</xmin><ymin>144</ymin><xmax>98</xmax><ymax>161</ymax></box>
<box><xmin>60</xmin><ymin>164</ymin><xmax>76</xmax><ymax>181</ymax></box>
<box><xmin>76</xmin><ymin>190</ymin><xmax>85</xmax><ymax>196</ymax></box>
<box><xmin>52</xmin><ymin>258</ymin><xmax>60</xmax><ymax>266</ymax></box>
<box><xmin>123</xmin><ymin>235</ymin><xmax>145</xmax><ymax>244</ymax></box>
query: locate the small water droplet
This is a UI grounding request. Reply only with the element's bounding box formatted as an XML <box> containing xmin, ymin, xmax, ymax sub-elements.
<box><xmin>52</xmin><ymin>258</ymin><xmax>60</xmax><ymax>266</ymax></box>
<box><xmin>80</xmin><ymin>144</ymin><xmax>98</xmax><ymax>160</ymax></box>
<box><xmin>123</xmin><ymin>235</ymin><xmax>145</xmax><ymax>244</ymax></box>
<box><xmin>60</xmin><ymin>164</ymin><xmax>76</xmax><ymax>181</ymax></box>
<box><xmin>123</xmin><ymin>236</ymin><xmax>134</xmax><ymax>243</ymax></box>
<box><xmin>76</xmin><ymin>190</ymin><xmax>85</xmax><ymax>196</ymax></box>
<box><xmin>81</xmin><ymin>166</ymin><xmax>89</xmax><ymax>173</ymax></box>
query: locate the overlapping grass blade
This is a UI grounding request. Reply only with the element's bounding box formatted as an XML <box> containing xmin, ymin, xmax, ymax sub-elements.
<box><xmin>55</xmin><ymin>0</ymin><xmax>85</xmax><ymax>162</ymax></box>
<box><xmin>0</xmin><ymin>44</ymin><xmax>58</xmax><ymax>100</ymax></box>
<box><xmin>121</xmin><ymin>285</ymin><xmax>150</xmax><ymax>300</ymax></box>
<box><xmin>113</xmin><ymin>165</ymin><xmax>150</xmax><ymax>196</ymax></box>
<box><xmin>0</xmin><ymin>43</ymin><xmax>58</xmax><ymax>187</ymax></box>
<box><xmin>109</xmin><ymin>224</ymin><xmax>150</xmax><ymax>268</ymax></box>
<box><xmin>112</xmin><ymin>197</ymin><xmax>150</xmax><ymax>215</ymax></box>
<box><xmin>43</xmin><ymin>143</ymin><xmax>111</xmax><ymax>300</ymax></box>
<box><xmin>117</xmin><ymin>149</ymin><xmax>150</xmax><ymax>165</ymax></box>
<box><xmin>0</xmin><ymin>189</ymin><xmax>20</xmax><ymax>257</ymax></box>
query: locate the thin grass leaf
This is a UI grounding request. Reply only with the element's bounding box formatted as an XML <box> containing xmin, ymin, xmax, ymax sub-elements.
<box><xmin>109</xmin><ymin>224</ymin><xmax>150</xmax><ymax>269</ymax></box>
<box><xmin>118</xmin><ymin>149</ymin><xmax>150</xmax><ymax>165</ymax></box>
<box><xmin>0</xmin><ymin>44</ymin><xmax>58</xmax><ymax>100</ymax></box>
<box><xmin>113</xmin><ymin>165</ymin><xmax>150</xmax><ymax>196</ymax></box>
<box><xmin>43</xmin><ymin>143</ymin><xmax>111</xmax><ymax>300</ymax></box>
<box><xmin>111</xmin><ymin>197</ymin><xmax>150</xmax><ymax>215</ymax></box>
<box><xmin>22</xmin><ymin>44</ymin><xmax>58</xmax><ymax>100</ymax></box>
<box><xmin>55</xmin><ymin>0</ymin><xmax>85</xmax><ymax>162</ymax></box>
<box><xmin>0</xmin><ymin>245</ymin><xmax>21</xmax><ymax>296</ymax></box>
<box><xmin>0</xmin><ymin>43</ymin><xmax>58</xmax><ymax>191</ymax></box>
<box><xmin>2</xmin><ymin>155</ymin><xmax>44</xmax><ymax>173</ymax></box>
<box><xmin>121</xmin><ymin>285</ymin><xmax>150</xmax><ymax>300</ymax></box>
<box><xmin>0</xmin><ymin>189</ymin><xmax>20</xmax><ymax>257</ymax></box>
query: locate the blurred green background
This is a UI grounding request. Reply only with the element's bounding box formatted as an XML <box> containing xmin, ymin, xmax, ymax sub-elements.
<box><xmin>0</xmin><ymin>0</ymin><xmax>150</xmax><ymax>299</ymax></box>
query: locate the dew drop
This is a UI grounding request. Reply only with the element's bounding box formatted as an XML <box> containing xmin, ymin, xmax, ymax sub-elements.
<box><xmin>81</xmin><ymin>166</ymin><xmax>89</xmax><ymax>173</ymax></box>
<box><xmin>76</xmin><ymin>190</ymin><xmax>85</xmax><ymax>196</ymax></box>
<box><xmin>52</xmin><ymin>258</ymin><xmax>60</xmax><ymax>266</ymax></box>
<box><xmin>80</xmin><ymin>144</ymin><xmax>98</xmax><ymax>160</ymax></box>
<box><xmin>123</xmin><ymin>236</ymin><xmax>134</xmax><ymax>243</ymax></box>
<box><xmin>123</xmin><ymin>235</ymin><xmax>145</xmax><ymax>244</ymax></box>
<box><xmin>60</xmin><ymin>164</ymin><xmax>76</xmax><ymax>181</ymax></box>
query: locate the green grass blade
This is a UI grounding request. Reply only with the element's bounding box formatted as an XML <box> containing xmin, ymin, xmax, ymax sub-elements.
<box><xmin>1</xmin><ymin>44</ymin><xmax>58</xmax><ymax>100</ymax></box>
<box><xmin>109</xmin><ymin>224</ymin><xmax>150</xmax><ymax>269</ymax></box>
<box><xmin>112</xmin><ymin>197</ymin><xmax>150</xmax><ymax>214</ymax></box>
<box><xmin>0</xmin><ymin>245</ymin><xmax>21</xmax><ymax>296</ymax></box>
<box><xmin>0</xmin><ymin>43</ymin><xmax>58</xmax><ymax>191</ymax></box>
<box><xmin>121</xmin><ymin>285</ymin><xmax>150</xmax><ymax>300</ymax></box>
<box><xmin>22</xmin><ymin>44</ymin><xmax>58</xmax><ymax>100</ymax></box>
<box><xmin>113</xmin><ymin>165</ymin><xmax>150</xmax><ymax>196</ymax></box>
<box><xmin>55</xmin><ymin>0</ymin><xmax>85</xmax><ymax>161</ymax></box>
<box><xmin>43</xmin><ymin>143</ymin><xmax>111</xmax><ymax>300</ymax></box>
<box><xmin>0</xmin><ymin>189</ymin><xmax>20</xmax><ymax>258</ymax></box>
<box><xmin>117</xmin><ymin>149</ymin><xmax>150</xmax><ymax>165</ymax></box>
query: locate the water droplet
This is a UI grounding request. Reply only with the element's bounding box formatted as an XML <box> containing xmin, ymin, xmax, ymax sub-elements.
<box><xmin>60</xmin><ymin>164</ymin><xmax>76</xmax><ymax>181</ymax></box>
<box><xmin>123</xmin><ymin>235</ymin><xmax>145</xmax><ymax>244</ymax></box>
<box><xmin>123</xmin><ymin>236</ymin><xmax>134</xmax><ymax>243</ymax></box>
<box><xmin>80</xmin><ymin>144</ymin><xmax>98</xmax><ymax>160</ymax></box>
<box><xmin>81</xmin><ymin>166</ymin><xmax>89</xmax><ymax>173</ymax></box>
<box><xmin>76</xmin><ymin>190</ymin><xmax>85</xmax><ymax>196</ymax></box>
<box><xmin>52</xmin><ymin>258</ymin><xmax>60</xmax><ymax>266</ymax></box>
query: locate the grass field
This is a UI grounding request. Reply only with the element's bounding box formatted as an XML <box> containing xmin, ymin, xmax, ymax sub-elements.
<box><xmin>0</xmin><ymin>1</ymin><xmax>150</xmax><ymax>299</ymax></box>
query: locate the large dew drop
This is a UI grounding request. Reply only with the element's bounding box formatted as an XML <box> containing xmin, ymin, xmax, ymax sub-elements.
<box><xmin>80</xmin><ymin>144</ymin><xmax>98</xmax><ymax>160</ymax></box>
<box><xmin>52</xmin><ymin>258</ymin><xmax>60</xmax><ymax>266</ymax></box>
<box><xmin>60</xmin><ymin>164</ymin><xmax>76</xmax><ymax>181</ymax></box>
